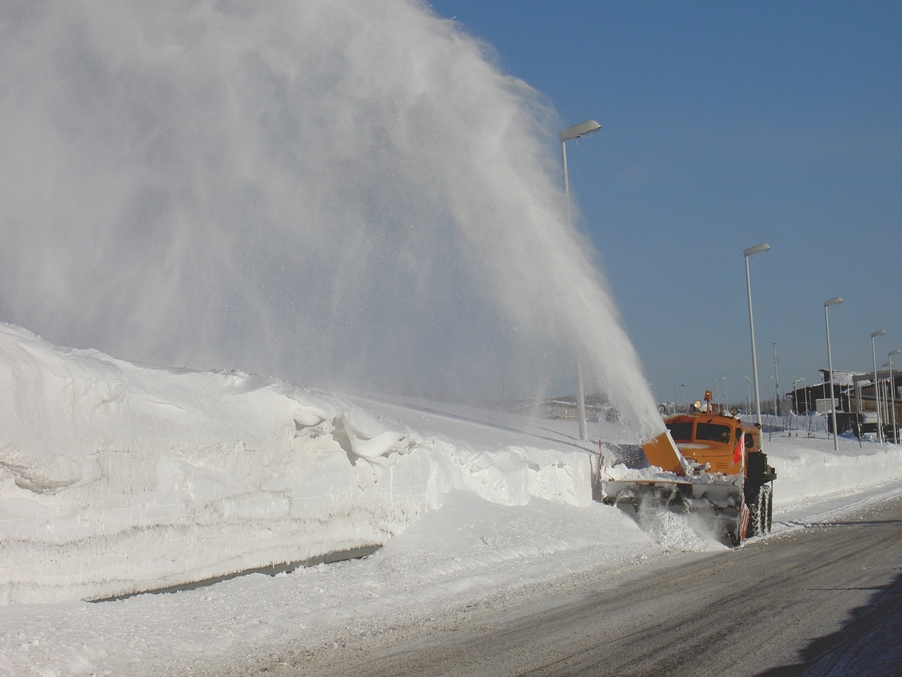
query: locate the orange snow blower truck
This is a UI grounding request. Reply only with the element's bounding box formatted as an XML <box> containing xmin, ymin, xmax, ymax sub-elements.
<box><xmin>600</xmin><ymin>391</ymin><xmax>777</xmax><ymax>545</ymax></box>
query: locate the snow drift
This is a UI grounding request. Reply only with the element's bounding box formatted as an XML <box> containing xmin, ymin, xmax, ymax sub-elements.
<box><xmin>0</xmin><ymin>323</ymin><xmax>594</xmax><ymax>605</ymax></box>
<box><xmin>4</xmin><ymin>323</ymin><xmax>902</xmax><ymax>608</ymax></box>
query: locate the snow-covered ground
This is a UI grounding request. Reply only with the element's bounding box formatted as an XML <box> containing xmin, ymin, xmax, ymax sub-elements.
<box><xmin>2</xmin><ymin>322</ymin><xmax>902</xmax><ymax>676</ymax></box>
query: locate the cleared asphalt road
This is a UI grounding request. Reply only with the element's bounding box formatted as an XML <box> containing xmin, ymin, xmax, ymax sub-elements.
<box><xmin>282</xmin><ymin>495</ymin><xmax>902</xmax><ymax>677</ymax></box>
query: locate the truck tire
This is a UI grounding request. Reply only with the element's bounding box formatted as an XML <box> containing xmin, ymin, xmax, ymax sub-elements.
<box><xmin>755</xmin><ymin>483</ymin><xmax>773</xmax><ymax>536</ymax></box>
<box><xmin>747</xmin><ymin>484</ymin><xmax>767</xmax><ymax>537</ymax></box>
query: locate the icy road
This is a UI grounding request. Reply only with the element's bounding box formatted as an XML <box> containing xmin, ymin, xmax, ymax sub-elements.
<box><xmin>253</xmin><ymin>492</ymin><xmax>902</xmax><ymax>677</ymax></box>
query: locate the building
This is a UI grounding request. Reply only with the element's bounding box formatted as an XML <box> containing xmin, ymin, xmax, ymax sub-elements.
<box><xmin>789</xmin><ymin>368</ymin><xmax>902</xmax><ymax>439</ymax></box>
<box><xmin>789</xmin><ymin>370</ymin><xmax>854</xmax><ymax>416</ymax></box>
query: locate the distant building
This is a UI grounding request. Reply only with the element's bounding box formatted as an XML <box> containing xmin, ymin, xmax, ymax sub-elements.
<box><xmin>789</xmin><ymin>370</ymin><xmax>855</xmax><ymax>415</ymax></box>
<box><xmin>789</xmin><ymin>368</ymin><xmax>901</xmax><ymax>437</ymax></box>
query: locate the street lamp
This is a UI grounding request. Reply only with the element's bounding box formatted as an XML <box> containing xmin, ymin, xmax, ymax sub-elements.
<box><xmin>871</xmin><ymin>329</ymin><xmax>886</xmax><ymax>444</ymax></box>
<box><xmin>890</xmin><ymin>349</ymin><xmax>900</xmax><ymax>444</ymax></box>
<box><xmin>714</xmin><ymin>378</ymin><xmax>720</xmax><ymax>411</ymax></box>
<box><xmin>560</xmin><ymin>119</ymin><xmax>601</xmax><ymax>442</ymax></box>
<box><xmin>744</xmin><ymin>243</ymin><xmax>770</xmax><ymax>426</ymax></box>
<box><xmin>824</xmin><ymin>297</ymin><xmax>842</xmax><ymax>450</ymax></box>
<box><xmin>744</xmin><ymin>376</ymin><xmax>751</xmax><ymax>414</ymax></box>
<box><xmin>722</xmin><ymin>377</ymin><xmax>728</xmax><ymax>412</ymax></box>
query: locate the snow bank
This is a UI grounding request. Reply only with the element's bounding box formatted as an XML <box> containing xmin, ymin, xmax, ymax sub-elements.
<box><xmin>0</xmin><ymin>324</ymin><xmax>594</xmax><ymax>605</ymax></box>
<box><xmin>4</xmin><ymin>323</ymin><xmax>902</xmax><ymax>608</ymax></box>
<box><xmin>766</xmin><ymin>436</ymin><xmax>902</xmax><ymax>503</ymax></box>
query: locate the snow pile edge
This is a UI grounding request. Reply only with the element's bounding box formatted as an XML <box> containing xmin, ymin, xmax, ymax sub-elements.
<box><xmin>0</xmin><ymin>324</ymin><xmax>593</xmax><ymax>605</ymax></box>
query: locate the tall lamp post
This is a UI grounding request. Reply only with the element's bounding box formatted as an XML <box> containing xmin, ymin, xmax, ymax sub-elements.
<box><xmin>722</xmin><ymin>376</ymin><xmax>729</xmax><ymax>413</ymax></box>
<box><xmin>744</xmin><ymin>376</ymin><xmax>751</xmax><ymax>414</ymax></box>
<box><xmin>871</xmin><ymin>329</ymin><xmax>886</xmax><ymax>444</ymax></box>
<box><xmin>889</xmin><ymin>349</ymin><xmax>900</xmax><ymax>444</ymax></box>
<box><xmin>560</xmin><ymin>119</ymin><xmax>601</xmax><ymax>442</ymax></box>
<box><xmin>824</xmin><ymin>297</ymin><xmax>842</xmax><ymax>450</ymax></box>
<box><xmin>744</xmin><ymin>243</ymin><xmax>770</xmax><ymax>426</ymax></box>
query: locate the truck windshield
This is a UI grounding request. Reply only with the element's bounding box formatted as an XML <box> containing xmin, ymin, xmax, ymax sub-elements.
<box><xmin>665</xmin><ymin>422</ymin><xmax>694</xmax><ymax>441</ymax></box>
<box><xmin>695</xmin><ymin>423</ymin><xmax>732</xmax><ymax>444</ymax></box>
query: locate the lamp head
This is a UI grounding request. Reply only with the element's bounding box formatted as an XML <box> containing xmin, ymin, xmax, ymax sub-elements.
<box><xmin>743</xmin><ymin>243</ymin><xmax>770</xmax><ymax>257</ymax></box>
<box><xmin>872</xmin><ymin>329</ymin><xmax>886</xmax><ymax>338</ymax></box>
<box><xmin>824</xmin><ymin>297</ymin><xmax>843</xmax><ymax>307</ymax></box>
<box><xmin>559</xmin><ymin>120</ymin><xmax>601</xmax><ymax>142</ymax></box>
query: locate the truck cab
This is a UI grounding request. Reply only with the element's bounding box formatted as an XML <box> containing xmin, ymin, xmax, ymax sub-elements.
<box><xmin>663</xmin><ymin>396</ymin><xmax>775</xmax><ymax>539</ymax></box>
<box><xmin>665</xmin><ymin>414</ymin><xmax>746</xmax><ymax>474</ymax></box>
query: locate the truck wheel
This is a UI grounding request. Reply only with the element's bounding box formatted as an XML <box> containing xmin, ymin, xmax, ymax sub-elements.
<box><xmin>755</xmin><ymin>483</ymin><xmax>772</xmax><ymax>535</ymax></box>
<box><xmin>747</xmin><ymin>484</ymin><xmax>767</xmax><ymax>537</ymax></box>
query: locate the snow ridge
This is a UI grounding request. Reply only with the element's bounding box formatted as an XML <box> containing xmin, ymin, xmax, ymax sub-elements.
<box><xmin>0</xmin><ymin>323</ymin><xmax>593</xmax><ymax>605</ymax></box>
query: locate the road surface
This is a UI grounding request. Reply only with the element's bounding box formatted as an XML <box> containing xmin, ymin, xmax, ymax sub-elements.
<box><xmin>269</xmin><ymin>494</ymin><xmax>902</xmax><ymax>676</ymax></box>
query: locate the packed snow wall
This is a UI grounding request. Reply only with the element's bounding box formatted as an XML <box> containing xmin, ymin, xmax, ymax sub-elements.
<box><xmin>0</xmin><ymin>1</ymin><xmax>662</xmax><ymax>440</ymax></box>
<box><xmin>0</xmin><ymin>324</ymin><xmax>596</xmax><ymax>604</ymax></box>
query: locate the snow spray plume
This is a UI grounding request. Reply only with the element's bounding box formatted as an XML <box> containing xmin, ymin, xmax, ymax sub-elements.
<box><xmin>0</xmin><ymin>0</ymin><xmax>662</xmax><ymax>440</ymax></box>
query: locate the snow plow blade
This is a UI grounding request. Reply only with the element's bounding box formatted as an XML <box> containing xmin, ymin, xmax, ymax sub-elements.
<box><xmin>640</xmin><ymin>431</ymin><xmax>685</xmax><ymax>475</ymax></box>
<box><xmin>599</xmin><ymin>430</ymin><xmax>749</xmax><ymax>546</ymax></box>
<box><xmin>600</xmin><ymin>473</ymin><xmax>747</xmax><ymax>546</ymax></box>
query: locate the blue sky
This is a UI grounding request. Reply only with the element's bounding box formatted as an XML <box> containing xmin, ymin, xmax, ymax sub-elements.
<box><xmin>428</xmin><ymin>0</ymin><xmax>902</xmax><ymax>408</ymax></box>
